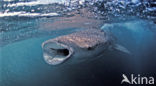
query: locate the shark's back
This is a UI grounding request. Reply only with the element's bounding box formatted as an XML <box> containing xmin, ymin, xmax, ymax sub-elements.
<box><xmin>53</xmin><ymin>29</ymin><xmax>111</xmax><ymax>49</ymax></box>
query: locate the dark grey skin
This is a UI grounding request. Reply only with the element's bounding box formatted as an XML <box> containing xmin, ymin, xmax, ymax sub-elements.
<box><xmin>42</xmin><ymin>29</ymin><xmax>130</xmax><ymax>65</ymax></box>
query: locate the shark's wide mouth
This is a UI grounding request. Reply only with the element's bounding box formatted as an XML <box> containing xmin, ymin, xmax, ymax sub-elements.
<box><xmin>42</xmin><ymin>41</ymin><xmax>73</xmax><ymax>65</ymax></box>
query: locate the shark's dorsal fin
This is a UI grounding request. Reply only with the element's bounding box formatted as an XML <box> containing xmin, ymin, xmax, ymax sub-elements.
<box><xmin>114</xmin><ymin>44</ymin><xmax>131</xmax><ymax>54</ymax></box>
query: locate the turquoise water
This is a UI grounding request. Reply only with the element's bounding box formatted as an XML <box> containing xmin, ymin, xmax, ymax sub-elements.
<box><xmin>0</xmin><ymin>0</ymin><xmax>156</xmax><ymax>86</ymax></box>
<box><xmin>1</xmin><ymin>36</ymin><xmax>56</xmax><ymax>86</ymax></box>
<box><xmin>1</xmin><ymin>19</ymin><xmax>156</xmax><ymax>86</ymax></box>
<box><xmin>101</xmin><ymin>19</ymin><xmax>156</xmax><ymax>71</ymax></box>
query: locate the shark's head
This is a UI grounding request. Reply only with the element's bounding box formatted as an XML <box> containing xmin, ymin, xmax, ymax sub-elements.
<box><xmin>42</xmin><ymin>40</ymin><xmax>74</xmax><ymax>65</ymax></box>
<box><xmin>42</xmin><ymin>29</ymin><xmax>108</xmax><ymax>65</ymax></box>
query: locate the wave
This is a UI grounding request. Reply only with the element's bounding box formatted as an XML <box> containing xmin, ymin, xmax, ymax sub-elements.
<box><xmin>1</xmin><ymin>0</ymin><xmax>156</xmax><ymax>21</ymax></box>
<box><xmin>146</xmin><ymin>7</ymin><xmax>156</xmax><ymax>11</ymax></box>
<box><xmin>0</xmin><ymin>11</ymin><xmax>59</xmax><ymax>17</ymax></box>
<box><xmin>6</xmin><ymin>0</ymin><xmax>64</xmax><ymax>7</ymax></box>
<box><xmin>5</xmin><ymin>0</ymin><xmax>85</xmax><ymax>7</ymax></box>
<box><xmin>3</xmin><ymin>0</ymin><xmax>14</xmax><ymax>2</ymax></box>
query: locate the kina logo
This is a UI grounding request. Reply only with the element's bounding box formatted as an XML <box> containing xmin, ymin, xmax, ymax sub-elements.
<box><xmin>121</xmin><ymin>74</ymin><xmax>154</xmax><ymax>85</ymax></box>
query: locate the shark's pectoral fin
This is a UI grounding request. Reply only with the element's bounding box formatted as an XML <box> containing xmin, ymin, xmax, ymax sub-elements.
<box><xmin>114</xmin><ymin>44</ymin><xmax>131</xmax><ymax>54</ymax></box>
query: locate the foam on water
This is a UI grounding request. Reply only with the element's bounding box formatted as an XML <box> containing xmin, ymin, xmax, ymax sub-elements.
<box><xmin>0</xmin><ymin>11</ymin><xmax>59</xmax><ymax>17</ymax></box>
<box><xmin>0</xmin><ymin>0</ymin><xmax>155</xmax><ymax>19</ymax></box>
<box><xmin>6</xmin><ymin>0</ymin><xmax>64</xmax><ymax>7</ymax></box>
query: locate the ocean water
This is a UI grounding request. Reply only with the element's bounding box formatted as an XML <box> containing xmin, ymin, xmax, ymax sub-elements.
<box><xmin>0</xmin><ymin>0</ymin><xmax>156</xmax><ymax>86</ymax></box>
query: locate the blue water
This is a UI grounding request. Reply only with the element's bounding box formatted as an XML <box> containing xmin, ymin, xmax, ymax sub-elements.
<box><xmin>1</xmin><ymin>18</ymin><xmax>156</xmax><ymax>86</ymax></box>
<box><xmin>101</xmin><ymin>19</ymin><xmax>156</xmax><ymax>72</ymax></box>
<box><xmin>0</xmin><ymin>0</ymin><xmax>156</xmax><ymax>86</ymax></box>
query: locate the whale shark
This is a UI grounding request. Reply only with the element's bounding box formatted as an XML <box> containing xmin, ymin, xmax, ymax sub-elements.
<box><xmin>42</xmin><ymin>29</ymin><xmax>130</xmax><ymax>65</ymax></box>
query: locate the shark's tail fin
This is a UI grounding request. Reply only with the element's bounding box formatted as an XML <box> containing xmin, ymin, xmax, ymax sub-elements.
<box><xmin>114</xmin><ymin>44</ymin><xmax>131</xmax><ymax>54</ymax></box>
